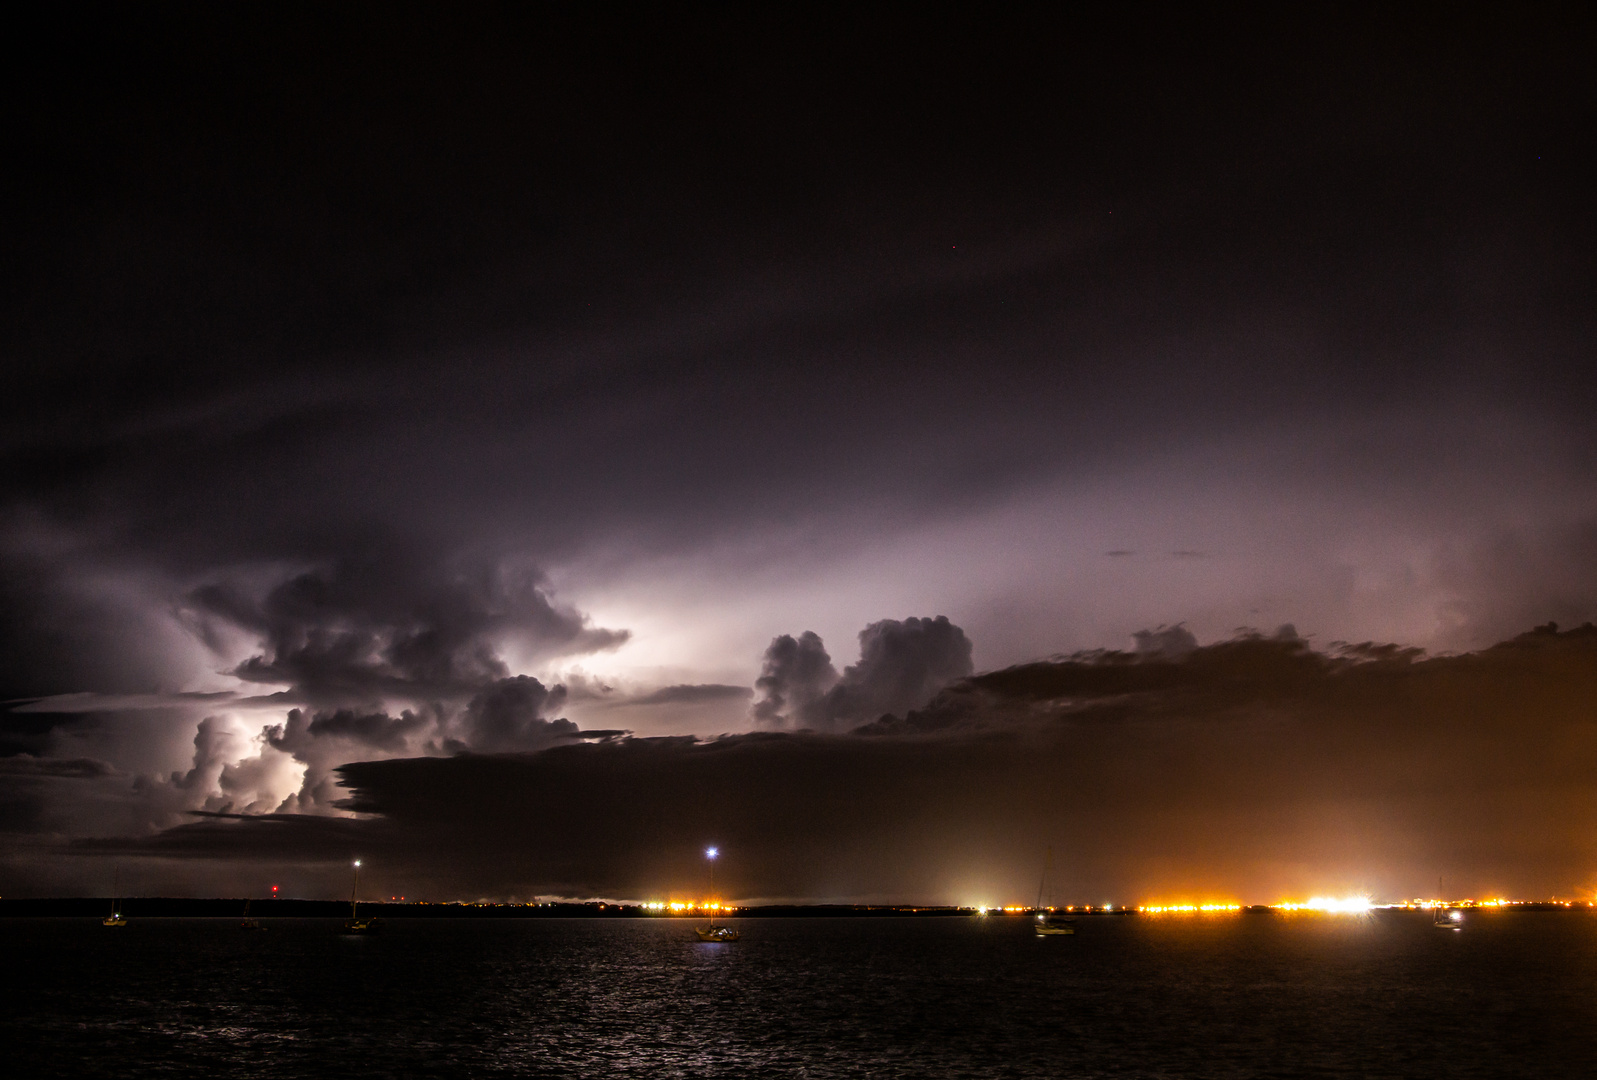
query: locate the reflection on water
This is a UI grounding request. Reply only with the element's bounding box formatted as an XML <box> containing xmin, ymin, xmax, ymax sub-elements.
<box><xmin>4</xmin><ymin>912</ymin><xmax>1594</xmax><ymax>1077</ymax></box>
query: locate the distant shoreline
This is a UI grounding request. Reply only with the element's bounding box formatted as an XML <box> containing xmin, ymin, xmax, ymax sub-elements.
<box><xmin>2</xmin><ymin>898</ymin><xmax>1586</xmax><ymax>918</ymax></box>
<box><xmin>3</xmin><ymin>898</ymin><xmax>984</xmax><ymax>918</ymax></box>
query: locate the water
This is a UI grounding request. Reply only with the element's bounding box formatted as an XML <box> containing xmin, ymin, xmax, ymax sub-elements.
<box><xmin>4</xmin><ymin>912</ymin><xmax>1594</xmax><ymax>1077</ymax></box>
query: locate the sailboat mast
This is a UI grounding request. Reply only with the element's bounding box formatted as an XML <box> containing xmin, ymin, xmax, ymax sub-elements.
<box><xmin>706</xmin><ymin>847</ymin><xmax>718</xmax><ymax>928</ymax></box>
<box><xmin>1036</xmin><ymin>847</ymin><xmax>1052</xmax><ymax>912</ymax></box>
<box><xmin>351</xmin><ymin>860</ymin><xmax>361</xmax><ymax>919</ymax></box>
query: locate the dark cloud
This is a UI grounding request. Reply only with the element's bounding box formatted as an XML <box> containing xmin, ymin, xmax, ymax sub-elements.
<box><xmin>81</xmin><ymin>625</ymin><xmax>1597</xmax><ymax>903</ymax></box>
<box><xmin>298</xmin><ymin>708</ymin><xmax>437</xmax><ymax>754</ymax></box>
<box><xmin>1132</xmin><ymin>625</ymin><xmax>1198</xmax><ymax>659</ymax></box>
<box><xmin>2</xmin><ymin>10</ymin><xmax>1597</xmax><ymax>896</ymax></box>
<box><xmin>0</xmin><ymin>8</ymin><xmax>1589</xmax><ymax>619</ymax></box>
<box><xmin>810</xmin><ymin>617</ymin><xmax>975</xmax><ymax>730</ymax></box>
<box><xmin>81</xmin><ymin>629</ymin><xmax>1597</xmax><ymax>907</ymax></box>
<box><xmin>107</xmin><ymin>675</ymin><xmax>594</xmax><ymax>820</ymax></box>
<box><xmin>249</xmin><ymin>676</ymin><xmax>588</xmax><ymax>813</ymax></box>
<box><xmin>454</xmin><ymin>676</ymin><xmax>578</xmax><ymax>754</ymax></box>
<box><xmin>751</xmin><ymin>631</ymin><xmax>839</xmax><ymax>728</ymax></box>
<box><xmin>185</xmin><ymin>550</ymin><xmax>627</xmax><ymax>708</ymax></box>
<box><xmin>753</xmin><ymin>618</ymin><xmax>974</xmax><ymax>730</ymax></box>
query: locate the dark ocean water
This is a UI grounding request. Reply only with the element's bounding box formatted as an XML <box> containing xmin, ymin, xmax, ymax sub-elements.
<box><xmin>4</xmin><ymin>911</ymin><xmax>1594</xmax><ymax>1078</ymax></box>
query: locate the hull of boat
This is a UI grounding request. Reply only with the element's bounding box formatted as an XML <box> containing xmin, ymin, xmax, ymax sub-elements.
<box><xmin>102</xmin><ymin>917</ymin><xmax>127</xmax><ymax>927</ymax></box>
<box><xmin>341</xmin><ymin>919</ymin><xmax>381</xmax><ymax>934</ymax></box>
<box><xmin>1035</xmin><ymin>924</ymin><xmax>1074</xmax><ymax>935</ymax></box>
<box><xmin>696</xmin><ymin>927</ymin><xmax>739</xmax><ymax>942</ymax></box>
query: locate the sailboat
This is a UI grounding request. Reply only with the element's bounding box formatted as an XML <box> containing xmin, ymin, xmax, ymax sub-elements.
<box><xmin>695</xmin><ymin>846</ymin><xmax>739</xmax><ymax>942</ymax></box>
<box><xmin>103</xmin><ymin>869</ymin><xmax>127</xmax><ymax>927</ymax></box>
<box><xmin>1034</xmin><ymin>847</ymin><xmax>1074</xmax><ymax>936</ymax></box>
<box><xmin>240</xmin><ymin>898</ymin><xmax>265</xmax><ymax>931</ymax></box>
<box><xmin>341</xmin><ymin>860</ymin><xmax>380</xmax><ymax>934</ymax></box>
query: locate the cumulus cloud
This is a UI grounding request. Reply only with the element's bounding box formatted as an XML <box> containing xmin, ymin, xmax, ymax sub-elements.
<box><xmin>751</xmin><ymin>631</ymin><xmax>839</xmax><ymax>727</ymax></box>
<box><xmin>810</xmin><ymin>616</ymin><xmax>974</xmax><ymax>729</ymax></box>
<box><xmin>453</xmin><ymin>675</ymin><xmax>579</xmax><ymax>754</ymax></box>
<box><xmin>188</xmin><ymin>551</ymin><xmax>629</xmax><ymax>708</ymax></box>
<box><xmin>124</xmin><ymin>671</ymin><xmax>595</xmax><ymax>818</ymax></box>
<box><xmin>169</xmin><ymin>716</ymin><xmax>253</xmax><ymax>796</ymax></box>
<box><xmin>129</xmin><ymin>714</ymin><xmax>305</xmax><ymax>819</ymax></box>
<box><xmin>261</xmin><ymin>706</ymin><xmax>441</xmax><ymax>813</ymax></box>
<box><xmin>752</xmin><ymin>617</ymin><xmax>973</xmax><ymax>730</ymax></box>
<box><xmin>1132</xmin><ymin>624</ymin><xmax>1198</xmax><ymax>658</ymax></box>
<box><xmin>247</xmin><ymin>675</ymin><xmax>592</xmax><ymax>812</ymax></box>
<box><xmin>88</xmin><ymin>547</ymin><xmax>634</xmax><ymax>819</ymax></box>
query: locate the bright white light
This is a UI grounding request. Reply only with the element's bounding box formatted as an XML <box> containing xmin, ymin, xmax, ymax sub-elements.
<box><xmin>705</xmin><ymin>847</ymin><xmax>718</xmax><ymax>860</ymax></box>
<box><xmin>1278</xmin><ymin>896</ymin><xmax>1372</xmax><ymax>913</ymax></box>
<box><xmin>1314</xmin><ymin>896</ymin><xmax>1370</xmax><ymax>913</ymax></box>
<box><xmin>354</xmin><ymin>860</ymin><xmax>361</xmax><ymax>867</ymax></box>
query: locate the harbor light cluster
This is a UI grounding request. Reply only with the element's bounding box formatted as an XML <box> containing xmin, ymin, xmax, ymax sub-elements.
<box><xmin>638</xmin><ymin>896</ymin><xmax>1592</xmax><ymax>916</ymax></box>
<box><xmin>640</xmin><ymin>901</ymin><xmax>728</xmax><ymax>913</ymax></box>
<box><xmin>1138</xmin><ymin>903</ymin><xmax>1243</xmax><ymax>914</ymax></box>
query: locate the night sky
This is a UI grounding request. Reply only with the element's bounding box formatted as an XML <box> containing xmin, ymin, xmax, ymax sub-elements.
<box><xmin>3</xmin><ymin>7</ymin><xmax>1596</xmax><ymax>905</ymax></box>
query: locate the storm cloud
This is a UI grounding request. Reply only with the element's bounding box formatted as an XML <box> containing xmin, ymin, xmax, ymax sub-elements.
<box><xmin>751</xmin><ymin>617</ymin><xmax>973</xmax><ymax>730</ymax></box>
<box><xmin>2</xmin><ymin>10</ymin><xmax>1596</xmax><ymax>899</ymax></box>
<box><xmin>60</xmin><ymin>624</ymin><xmax>1597</xmax><ymax>905</ymax></box>
<box><xmin>249</xmin><ymin>675</ymin><xmax>591</xmax><ymax>813</ymax></box>
<box><xmin>751</xmin><ymin>631</ymin><xmax>839</xmax><ymax>728</ymax></box>
<box><xmin>812</xmin><ymin>616</ymin><xmax>974</xmax><ymax>728</ymax></box>
<box><xmin>190</xmin><ymin>553</ymin><xmax>628</xmax><ymax>707</ymax></box>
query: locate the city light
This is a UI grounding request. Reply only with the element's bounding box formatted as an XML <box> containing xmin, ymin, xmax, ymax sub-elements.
<box><xmin>1138</xmin><ymin>903</ymin><xmax>1243</xmax><ymax>913</ymax></box>
<box><xmin>1276</xmin><ymin>896</ymin><xmax>1372</xmax><ymax>913</ymax></box>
